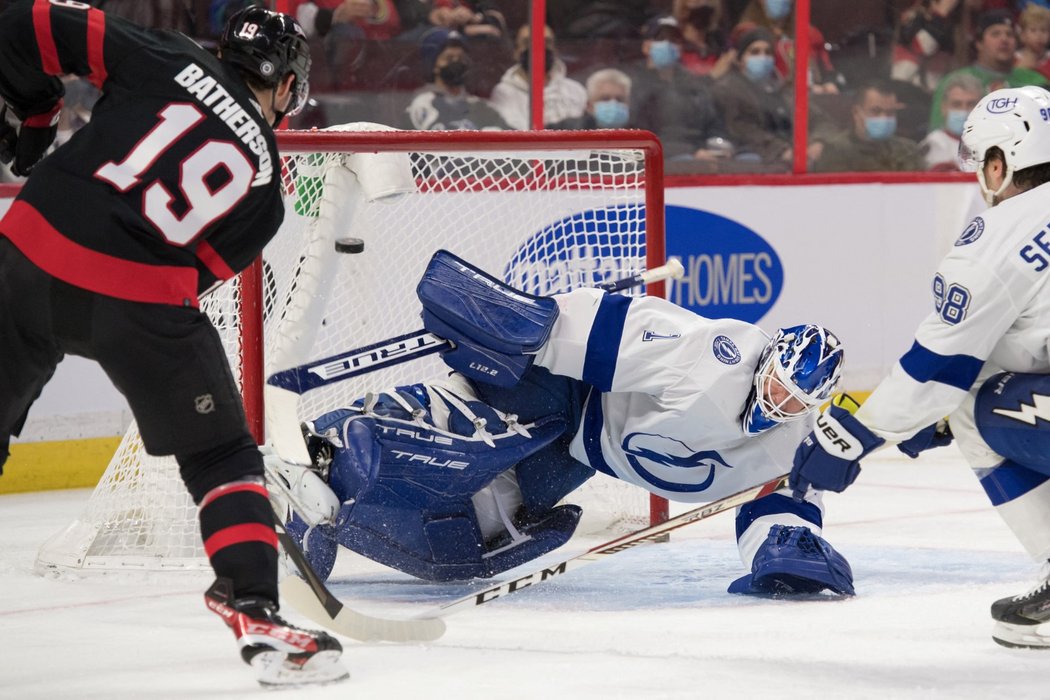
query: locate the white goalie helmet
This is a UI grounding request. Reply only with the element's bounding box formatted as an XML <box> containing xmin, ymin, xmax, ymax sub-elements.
<box><xmin>960</xmin><ymin>86</ymin><xmax>1050</xmax><ymax>203</ymax></box>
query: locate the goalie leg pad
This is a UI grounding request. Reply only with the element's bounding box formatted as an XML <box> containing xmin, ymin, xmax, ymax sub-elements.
<box><xmin>417</xmin><ymin>250</ymin><xmax>560</xmax><ymax>387</ymax></box>
<box><xmin>285</xmin><ymin>513</ymin><xmax>339</xmax><ymax>582</ymax></box>
<box><xmin>976</xmin><ymin>372</ymin><xmax>1050</xmax><ymax>475</ymax></box>
<box><xmin>317</xmin><ymin>405</ymin><xmax>572</xmax><ymax>580</ymax></box>
<box><xmin>728</xmin><ymin>524</ymin><xmax>854</xmax><ymax>597</ymax></box>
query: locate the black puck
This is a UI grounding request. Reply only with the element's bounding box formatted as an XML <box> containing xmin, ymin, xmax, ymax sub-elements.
<box><xmin>335</xmin><ymin>237</ymin><xmax>365</xmax><ymax>254</ymax></box>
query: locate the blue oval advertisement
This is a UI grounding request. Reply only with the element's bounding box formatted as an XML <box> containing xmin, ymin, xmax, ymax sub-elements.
<box><xmin>665</xmin><ymin>205</ymin><xmax>783</xmax><ymax>323</ymax></box>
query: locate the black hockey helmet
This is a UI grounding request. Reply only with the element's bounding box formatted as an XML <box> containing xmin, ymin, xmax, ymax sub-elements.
<box><xmin>220</xmin><ymin>6</ymin><xmax>311</xmax><ymax>119</ymax></box>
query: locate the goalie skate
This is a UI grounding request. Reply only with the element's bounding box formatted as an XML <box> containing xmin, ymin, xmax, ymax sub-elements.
<box><xmin>205</xmin><ymin>578</ymin><xmax>349</xmax><ymax>686</ymax></box>
<box><xmin>991</xmin><ymin>563</ymin><xmax>1050</xmax><ymax>649</ymax></box>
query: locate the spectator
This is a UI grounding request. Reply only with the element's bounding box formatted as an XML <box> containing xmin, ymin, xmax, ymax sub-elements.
<box><xmin>548</xmin><ymin>0</ymin><xmax>654</xmax><ymax>40</ymax></box>
<box><xmin>673</xmin><ymin>0</ymin><xmax>735</xmax><ymax>78</ymax></box>
<box><xmin>929</xmin><ymin>9</ymin><xmax>1049</xmax><ymax>129</ymax></box>
<box><xmin>921</xmin><ymin>72</ymin><xmax>983</xmax><ymax>170</ymax></box>
<box><xmin>394</xmin><ymin>1</ymin><xmax>508</xmax><ymax>42</ymax></box>
<box><xmin>631</xmin><ymin>16</ymin><xmax>733</xmax><ymax>161</ymax></box>
<box><xmin>892</xmin><ymin>0</ymin><xmax>966</xmax><ymax>91</ymax></box>
<box><xmin>1016</xmin><ymin>3</ymin><xmax>1050</xmax><ymax>79</ymax></box>
<box><xmin>489</xmin><ymin>24</ymin><xmax>588</xmax><ymax>130</ymax></box>
<box><xmin>405</xmin><ymin>30</ymin><xmax>508</xmax><ymax>130</ymax></box>
<box><xmin>553</xmin><ymin>68</ymin><xmax>633</xmax><ymax>129</ymax></box>
<box><xmin>292</xmin><ymin>0</ymin><xmax>401</xmax><ymax>39</ymax></box>
<box><xmin>712</xmin><ymin>26</ymin><xmax>828</xmax><ymax>165</ymax></box>
<box><xmin>816</xmin><ymin>81</ymin><xmax>926</xmax><ymax>172</ymax></box>
<box><xmin>737</xmin><ymin>0</ymin><xmax>842</xmax><ymax>93</ymax></box>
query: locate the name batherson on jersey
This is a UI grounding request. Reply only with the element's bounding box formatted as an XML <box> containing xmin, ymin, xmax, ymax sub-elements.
<box><xmin>0</xmin><ymin>1</ymin><xmax>284</xmax><ymax>307</ymax></box>
<box><xmin>532</xmin><ymin>288</ymin><xmax>813</xmax><ymax>502</ymax></box>
<box><xmin>856</xmin><ymin>181</ymin><xmax>1050</xmax><ymax>467</ymax></box>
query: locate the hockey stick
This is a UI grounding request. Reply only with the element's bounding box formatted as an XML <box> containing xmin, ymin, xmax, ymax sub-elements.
<box><xmin>274</xmin><ymin>517</ymin><xmax>447</xmax><ymax>643</ymax></box>
<box><xmin>280</xmin><ymin>473</ymin><xmax>789</xmax><ymax>641</ymax></box>
<box><xmin>266</xmin><ymin>258</ymin><xmax>686</xmax><ymax>396</ymax></box>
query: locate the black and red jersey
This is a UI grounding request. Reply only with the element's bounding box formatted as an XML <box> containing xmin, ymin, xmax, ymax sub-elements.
<box><xmin>0</xmin><ymin>0</ymin><xmax>284</xmax><ymax>307</ymax></box>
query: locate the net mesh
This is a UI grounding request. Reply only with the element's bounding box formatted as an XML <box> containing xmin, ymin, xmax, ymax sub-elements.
<box><xmin>35</xmin><ymin>129</ymin><xmax>660</xmax><ymax>573</ymax></box>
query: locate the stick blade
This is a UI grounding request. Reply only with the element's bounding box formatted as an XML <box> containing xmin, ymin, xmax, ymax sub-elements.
<box><xmin>280</xmin><ymin>576</ymin><xmax>447</xmax><ymax>643</ymax></box>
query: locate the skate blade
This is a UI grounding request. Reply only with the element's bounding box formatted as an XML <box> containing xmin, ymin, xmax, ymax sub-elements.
<box><xmin>250</xmin><ymin>649</ymin><xmax>350</xmax><ymax>687</ymax></box>
<box><xmin>992</xmin><ymin>621</ymin><xmax>1050</xmax><ymax>650</ymax></box>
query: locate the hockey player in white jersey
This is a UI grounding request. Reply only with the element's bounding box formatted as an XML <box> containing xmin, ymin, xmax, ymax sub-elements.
<box><xmin>277</xmin><ymin>250</ymin><xmax>855</xmax><ymax>597</ymax></box>
<box><xmin>790</xmin><ymin>85</ymin><xmax>1050</xmax><ymax>648</ymax></box>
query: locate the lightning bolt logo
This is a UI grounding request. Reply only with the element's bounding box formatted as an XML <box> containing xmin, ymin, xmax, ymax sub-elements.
<box><xmin>992</xmin><ymin>393</ymin><xmax>1050</xmax><ymax>426</ymax></box>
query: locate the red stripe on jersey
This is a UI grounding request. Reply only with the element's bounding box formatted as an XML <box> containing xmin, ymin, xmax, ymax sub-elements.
<box><xmin>196</xmin><ymin>241</ymin><xmax>236</xmax><ymax>282</ymax></box>
<box><xmin>86</xmin><ymin>8</ymin><xmax>107</xmax><ymax>88</ymax></box>
<box><xmin>32</xmin><ymin>0</ymin><xmax>62</xmax><ymax>76</ymax></box>
<box><xmin>204</xmin><ymin>523</ymin><xmax>278</xmax><ymax>557</ymax></box>
<box><xmin>200</xmin><ymin>481</ymin><xmax>269</xmax><ymax>509</ymax></box>
<box><xmin>0</xmin><ymin>201</ymin><xmax>200</xmax><ymax>308</ymax></box>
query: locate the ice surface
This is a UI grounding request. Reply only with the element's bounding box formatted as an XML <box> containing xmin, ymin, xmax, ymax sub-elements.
<box><xmin>2</xmin><ymin>447</ymin><xmax>1047</xmax><ymax>699</ymax></box>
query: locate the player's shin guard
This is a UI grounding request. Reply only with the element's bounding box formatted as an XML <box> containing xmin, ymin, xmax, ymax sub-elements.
<box><xmin>199</xmin><ymin>479</ymin><xmax>280</xmax><ymax>602</ymax></box>
<box><xmin>205</xmin><ymin>577</ymin><xmax>348</xmax><ymax>686</ymax></box>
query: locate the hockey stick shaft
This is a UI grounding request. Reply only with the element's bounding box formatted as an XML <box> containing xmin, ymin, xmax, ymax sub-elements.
<box><xmin>417</xmin><ymin>474</ymin><xmax>789</xmax><ymax>619</ymax></box>
<box><xmin>279</xmin><ymin>473</ymin><xmax>789</xmax><ymax>641</ymax></box>
<box><xmin>266</xmin><ymin>259</ymin><xmax>685</xmax><ymax>396</ymax></box>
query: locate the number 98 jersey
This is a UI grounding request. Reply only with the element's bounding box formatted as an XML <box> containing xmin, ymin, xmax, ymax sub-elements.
<box><xmin>0</xmin><ymin>0</ymin><xmax>284</xmax><ymax>308</ymax></box>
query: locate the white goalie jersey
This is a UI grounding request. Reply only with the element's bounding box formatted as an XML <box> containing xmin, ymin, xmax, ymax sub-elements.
<box><xmin>856</xmin><ymin>181</ymin><xmax>1050</xmax><ymax>470</ymax></box>
<box><xmin>532</xmin><ymin>288</ymin><xmax>813</xmax><ymax>502</ymax></box>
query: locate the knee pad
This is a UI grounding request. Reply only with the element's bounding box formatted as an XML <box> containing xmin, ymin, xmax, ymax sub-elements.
<box><xmin>176</xmin><ymin>435</ymin><xmax>264</xmax><ymax>503</ymax></box>
<box><xmin>976</xmin><ymin>372</ymin><xmax>1050</xmax><ymax>474</ymax></box>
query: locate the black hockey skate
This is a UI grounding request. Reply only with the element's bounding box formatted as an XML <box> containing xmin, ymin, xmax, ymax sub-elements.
<box><xmin>205</xmin><ymin>578</ymin><xmax>349</xmax><ymax>686</ymax></box>
<box><xmin>991</xmin><ymin>564</ymin><xmax>1050</xmax><ymax>649</ymax></box>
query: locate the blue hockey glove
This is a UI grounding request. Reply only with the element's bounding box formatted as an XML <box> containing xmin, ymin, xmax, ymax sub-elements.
<box><xmin>897</xmin><ymin>419</ymin><xmax>952</xmax><ymax>459</ymax></box>
<box><xmin>790</xmin><ymin>404</ymin><xmax>885</xmax><ymax>500</ymax></box>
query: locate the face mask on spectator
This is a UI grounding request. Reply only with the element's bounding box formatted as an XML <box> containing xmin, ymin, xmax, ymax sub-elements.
<box><xmin>439</xmin><ymin>60</ymin><xmax>469</xmax><ymax>87</ymax></box>
<box><xmin>864</xmin><ymin>116</ymin><xmax>897</xmax><ymax>141</ymax></box>
<box><xmin>744</xmin><ymin>54</ymin><xmax>776</xmax><ymax>82</ymax></box>
<box><xmin>594</xmin><ymin>99</ymin><xmax>630</xmax><ymax>127</ymax></box>
<box><xmin>520</xmin><ymin>47</ymin><xmax>555</xmax><ymax>74</ymax></box>
<box><xmin>649</xmin><ymin>40</ymin><xmax>681</xmax><ymax>68</ymax></box>
<box><xmin>762</xmin><ymin>0</ymin><xmax>792</xmax><ymax>21</ymax></box>
<box><xmin>945</xmin><ymin>109</ymin><xmax>968</xmax><ymax>136</ymax></box>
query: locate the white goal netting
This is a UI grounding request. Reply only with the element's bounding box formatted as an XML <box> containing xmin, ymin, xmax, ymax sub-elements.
<box><xmin>35</xmin><ymin>127</ymin><xmax>666</xmax><ymax>574</ymax></box>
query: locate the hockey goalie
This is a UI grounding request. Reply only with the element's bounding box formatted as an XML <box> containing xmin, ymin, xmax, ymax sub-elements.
<box><xmin>269</xmin><ymin>250</ymin><xmax>857</xmax><ymax>597</ymax></box>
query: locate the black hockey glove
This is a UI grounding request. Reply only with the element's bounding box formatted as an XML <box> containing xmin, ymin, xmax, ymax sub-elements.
<box><xmin>0</xmin><ymin>101</ymin><xmax>62</xmax><ymax>177</ymax></box>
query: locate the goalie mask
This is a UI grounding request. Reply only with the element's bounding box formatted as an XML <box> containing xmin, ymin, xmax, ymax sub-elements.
<box><xmin>743</xmin><ymin>324</ymin><xmax>844</xmax><ymax>435</ymax></box>
<box><xmin>959</xmin><ymin>86</ymin><xmax>1050</xmax><ymax>205</ymax></box>
<box><xmin>220</xmin><ymin>7</ymin><xmax>311</xmax><ymax>124</ymax></box>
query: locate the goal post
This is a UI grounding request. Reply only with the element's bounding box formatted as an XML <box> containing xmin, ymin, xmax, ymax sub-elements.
<box><xmin>35</xmin><ymin>127</ymin><xmax>670</xmax><ymax>574</ymax></box>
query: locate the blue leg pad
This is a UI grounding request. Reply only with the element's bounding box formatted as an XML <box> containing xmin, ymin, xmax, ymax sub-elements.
<box><xmin>728</xmin><ymin>525</ymin><xmax>855</xmax><ymax>597</ymax></box>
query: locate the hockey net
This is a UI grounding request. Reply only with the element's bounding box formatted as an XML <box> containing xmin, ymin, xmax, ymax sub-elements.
<box><xmin>35</xmin><ymin>127</ymin><xmax>668</xmax><ymax>574</ymax></box>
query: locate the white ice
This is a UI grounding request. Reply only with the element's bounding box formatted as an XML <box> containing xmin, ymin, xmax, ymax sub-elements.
<box><xmin>3</xmin><ymin>447</ymin><xmax>1048</xmax><ymax>700</ymax></box>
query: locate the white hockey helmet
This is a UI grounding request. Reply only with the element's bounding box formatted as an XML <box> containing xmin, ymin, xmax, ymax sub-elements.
<box><xmin>742</xmin><ymin>324</ymin><xmax>844</xmax><ymax>435</ymax></box>
<box><xmin>960</xmin><ymin>86</ymin><xmax>1050</xmax><ymax>204</ymax></box>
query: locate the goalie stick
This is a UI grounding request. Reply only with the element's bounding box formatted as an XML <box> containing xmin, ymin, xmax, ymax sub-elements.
<box><xmin>266</xmin><ymin>258</ymin><xmax>686</xmax><ymax>397</ymax></box>
<box><xmin>280</xmin><ymin>473</ymin><xmax>789</xmax><ymax>642</ymax></box>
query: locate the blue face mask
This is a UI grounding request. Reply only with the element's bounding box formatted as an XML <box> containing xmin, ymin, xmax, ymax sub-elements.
<box><xmin>744</xmin><ymin>54</ymin><xmax>776</xmax><ymax>82</ymax></box>
<box><xmin>763</xmin><ymin>0</ymin><xmax>792</xmax><ymax>20</ymax></box>
<box><xmin>945</xmin><ymin>109</ymin><xmax>968</xmax><ymax>136</ymax></box>
<box><xmin>864</xmin><ymin>115</ymin><xmax>897</xmax><ymax>141</ymax></box>
<box><xmin>593</xmin><ymin>99</ymin><xmax>629</xmax><ymax>128</ymax></box>
<box><xmin>649</xmin><ymin>40</ymin><xmax>681</xmax><ymax>69</ymax></box>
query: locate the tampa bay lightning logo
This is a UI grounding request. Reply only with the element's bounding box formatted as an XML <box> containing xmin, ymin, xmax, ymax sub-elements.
<box><xmin>955</xmin><ymin>217</ymin><xmax>984</xmax><ymax>247</ymax></box>
<box><xmin>712</xmin><ymin>335</ymin><xmax>741</xmax><ymax>365</ymax></box>
<box><xmin>622</xmin><ymin>433</ymin><xmax>733</xmax><ymax>493</ymax></box>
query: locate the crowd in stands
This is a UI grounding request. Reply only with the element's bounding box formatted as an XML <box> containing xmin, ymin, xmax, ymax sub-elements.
<box><xmin>7</xmin><ymin>0</ymin><xmax>1050</xmax><ymax>179</ymax></box>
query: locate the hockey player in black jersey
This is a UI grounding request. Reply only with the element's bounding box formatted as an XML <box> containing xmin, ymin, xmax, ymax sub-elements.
<box><xmin>0</xmin><ymin>1</ymin><xmax>346</xmax><ymax>686</ymax></box>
